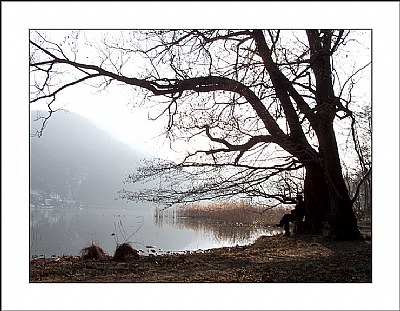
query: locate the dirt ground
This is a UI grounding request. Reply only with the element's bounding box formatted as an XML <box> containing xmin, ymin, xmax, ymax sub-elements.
<box><xmin>30</xmin><ymin>230</ymin><xmax>372</xmax><ymax>283</ymax></box>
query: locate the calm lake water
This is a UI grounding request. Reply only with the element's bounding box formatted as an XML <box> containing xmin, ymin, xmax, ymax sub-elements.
<box><xmin>30</xmin><ymin>206</ymin><xmax>281</xmax><ymax>258</ymax></box>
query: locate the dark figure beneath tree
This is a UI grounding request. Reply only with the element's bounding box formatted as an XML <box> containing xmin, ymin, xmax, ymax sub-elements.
<box><xmin>276</xmin><ymin>195</ymin><xmax>306</xmax><ymax>235</ymax></box>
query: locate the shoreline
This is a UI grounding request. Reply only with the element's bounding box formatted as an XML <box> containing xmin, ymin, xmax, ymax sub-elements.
<box><xmin>30</xmin><ymin>231</ymin><xmax>372</xmax><ymax>282</ymax></box>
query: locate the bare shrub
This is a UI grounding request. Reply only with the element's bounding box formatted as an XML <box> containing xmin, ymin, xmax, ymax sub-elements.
<box><xmin>80</xmin><ymin>243</ymin><xmax>108</xmax><ymax>260</ymax></box>
<box><xmin>113</xmin><ymin>242</ymin><xmax>140</xmax><ymax>261</ymax></box>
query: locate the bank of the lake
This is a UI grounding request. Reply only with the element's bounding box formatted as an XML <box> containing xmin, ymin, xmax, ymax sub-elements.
<box><xmin>30</xmin><ymin>231</ymin><xmax>371</xmax><ymax>282</ymax></box>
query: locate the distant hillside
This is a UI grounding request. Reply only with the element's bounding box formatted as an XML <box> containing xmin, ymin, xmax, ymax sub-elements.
<box><xmin>30</xmin><ymin>110</ymin><xmax>147</xmax><ymax>208</ymax></box>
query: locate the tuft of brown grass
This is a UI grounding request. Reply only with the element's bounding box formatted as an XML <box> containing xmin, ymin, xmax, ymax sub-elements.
<box><xmin>113</xmin><ymin>243</ymin><xmax>140</xmax><ymax>261</ymax></box>
<box><xmin>80</xmin><ymin>243</ymin><xmax>108</xmax><ymax>260</ymax></box>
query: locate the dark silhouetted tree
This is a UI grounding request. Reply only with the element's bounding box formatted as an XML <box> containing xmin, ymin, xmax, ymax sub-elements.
<box><xmin>30</xmin><ymin>29</ymin><xmax>371</xmax><ymax>240</ymax></box>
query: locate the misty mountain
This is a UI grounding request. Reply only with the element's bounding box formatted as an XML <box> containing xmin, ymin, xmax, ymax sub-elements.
<box><xmin>30</xmin><ymin>110</ymin><xmax>147</xmax><ymax>208</ymax></box>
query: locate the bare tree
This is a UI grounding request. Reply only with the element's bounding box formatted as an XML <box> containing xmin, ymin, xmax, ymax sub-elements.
<box><xmin>30</xmin><ymin>29</ymin><xmax>371</xmax><ymax>240</ymax></box>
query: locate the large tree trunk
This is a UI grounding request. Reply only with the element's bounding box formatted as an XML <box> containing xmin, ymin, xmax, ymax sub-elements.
<box><xmin>303</xmin><ymin>160</ymin><xmax>361</xmax><ymax>239</ymax></box>
<box><xmin>303</xmin><ymin>162</ymin><xmax>330</xmax><ymax>234</ymax></box>
<box><xmin>304</xmin><ymin>30</ymin><xmax>362</xmax><ymax>240</ymax></box>
<box><xmin>318</xmin><ymin>122</ymin><xmax>362</xmax><ymax>240</ymax></box>
<box><xmin>329</xmin><ymin>195</ymin><xmax>361</xmax><ymax>240</ymax></box>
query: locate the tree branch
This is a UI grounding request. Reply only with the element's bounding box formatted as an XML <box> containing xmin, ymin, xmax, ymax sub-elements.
<box><xmin>350</xmin><ymin>168</ymin><xmax>372</xmax><ymax>204</ymax></box>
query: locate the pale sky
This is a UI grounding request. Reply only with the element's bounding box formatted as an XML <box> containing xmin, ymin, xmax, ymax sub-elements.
<box><xmin>38</xmin><ymin>81</ymin><xmax>169</xmax><ymax>157</ymax></box>
<box><xmin>31</xmin><ymin>82</ymin><xmax>205</xmax><ymax>160</ymax></box>
<box><xmin>29</xmin><ymin>29</ymin><xmax>205</xmax><ymax>160</ymax></box>
<box><xmin>29</xmin><ymin>30</ymin><xmax>171</xmax><ymax>158</ymax></box>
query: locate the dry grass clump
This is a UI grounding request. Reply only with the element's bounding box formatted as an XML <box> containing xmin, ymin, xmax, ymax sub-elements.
<box><xmin>113</xmin><ymin>243</ymin><xmax>140</xmax><ymax>261</ymax></box>
<box><xmin>80</xmin><ymin>243</ymin><xmax>108</xmax><ymax>260</ymax></box>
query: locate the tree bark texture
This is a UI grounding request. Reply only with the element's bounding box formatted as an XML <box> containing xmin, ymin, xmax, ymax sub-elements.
<box><xmin>303</xmin><ymin>162</ymin><xmax>330</xmax><ymax>235</ymax></box>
